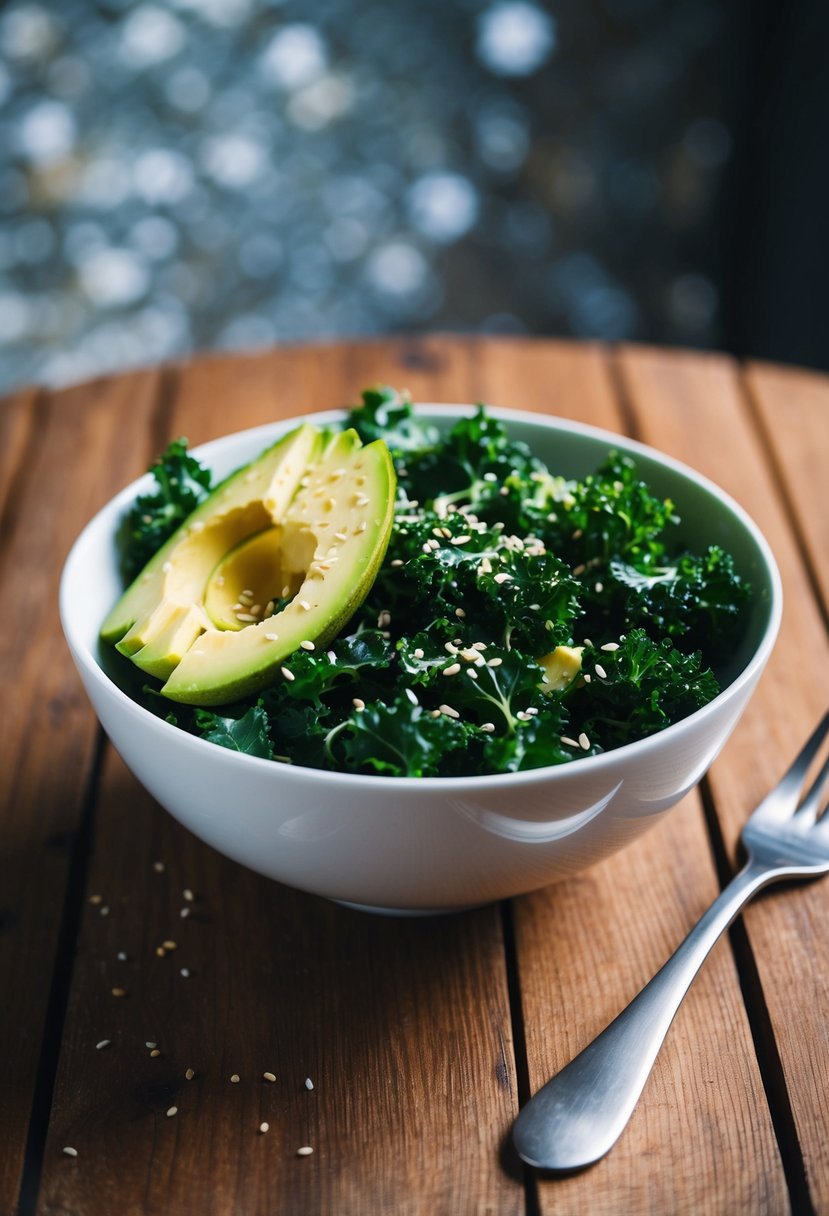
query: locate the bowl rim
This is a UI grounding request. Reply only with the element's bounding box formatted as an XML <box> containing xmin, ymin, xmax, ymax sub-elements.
<box><xmin>60</xmin><ymin>402</ymin><xmax>783</xmax><ymax>792</ymax></box>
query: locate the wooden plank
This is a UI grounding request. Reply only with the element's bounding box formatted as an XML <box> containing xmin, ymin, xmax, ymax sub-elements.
<box><xmin>36</xmin><ymin>341</ymin><xmax>523</xmax><ymax>1215</ymax></box>
<box><xmin>517</xmin><ymin>797</ymin><xmax>787</xmax><ymax>1215</ymax></box>
<box><xmin>617</xmin><ymin>345</ymin><xmax>829</xmax><ymax>1210</ymax></box>
<box><xmin>744</xmin><ymin>360</ymin><xmax>829</xmax><ymax>616</ymax></box>
<box><xmin>0</xmin><ymin>370</ymin><xmax>164</xmax><ymax>1214</ymax></box>
<box><xmin>478</xmin><ymin>342</ymin><xmax>786</xmax><ymax>1213</ymax></box>
<box><xmin>0</xmin><ymin>386</ymin><xmax>39</xmax><ymax>520</ymax></box>
<box><xmin>39</xmin><ymin>750</ymin><xmax>519</xmax><ymax>1216</ymax></box>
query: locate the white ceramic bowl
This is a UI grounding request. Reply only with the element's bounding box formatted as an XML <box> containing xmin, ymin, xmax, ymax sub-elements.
<box><xmin>60</xmin><ymin>406</ymin><xmax>782</xmax><ymax>914</ymax></box>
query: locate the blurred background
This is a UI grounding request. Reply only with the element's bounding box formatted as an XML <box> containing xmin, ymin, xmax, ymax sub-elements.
<box><xmin>0</xmin><ymin>0</ymin><xmax>826</xmax><ymax>396</ymax></box>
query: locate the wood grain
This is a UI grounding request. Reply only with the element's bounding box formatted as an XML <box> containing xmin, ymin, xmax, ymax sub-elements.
<box><xmin>0</xmin><ymin>370</ymin><xmax>163</xmax><ymax>1215</ymax></box>
<box><xmin>617</xmin><ymin>344</ymin><xmax>829</xmax><ymax>1211</ymax></box>
<box><xmin>744</xmin><ymin>360</ymin><xmax>829</xmax><ymax>617</ymax></box>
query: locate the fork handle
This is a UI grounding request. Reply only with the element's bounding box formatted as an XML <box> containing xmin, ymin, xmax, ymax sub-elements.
<box><xmin>513</xmin><ymin>858</ymin><xmax>782</xmax><ymax>1171</ymax></box>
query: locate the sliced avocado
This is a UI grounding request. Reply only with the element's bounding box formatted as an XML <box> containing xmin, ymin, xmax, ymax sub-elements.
<box><xmin>101</xmin><ymin>423</ymin><xmax>395</xmax><ymax>707</ymax></box>
<box><xmin>539</xmin><ymin>645</ymin><xmax>584</xmax><ymax>693</ymax></box>
<box><xmin>101</xmin><ymin>424</ymin><xmax>322</xmax><ymax>646</ymax></box>
<box><xmin>161</xmin><ymin>428</ymin><xmax>395</xmax><ymax>705</ymax></box>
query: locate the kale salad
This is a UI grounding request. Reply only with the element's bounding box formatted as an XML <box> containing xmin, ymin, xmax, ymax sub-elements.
<box><xmin>111</xmin><ymin>387</ymin><xmax>751</xmax><ymax>777</ymax></box>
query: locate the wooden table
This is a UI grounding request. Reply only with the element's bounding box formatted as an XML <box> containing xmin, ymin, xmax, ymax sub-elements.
<box><xmin>2</xmin><ymin>338</ymin><xmax>828</xmax><ymax>1216</ymax></box>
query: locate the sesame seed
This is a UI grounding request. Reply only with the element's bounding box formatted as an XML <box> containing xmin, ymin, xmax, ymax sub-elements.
<box><xmin>62</xmin><ymin>1146</ymin><xmax>78</xmax><ymax>1157</ymax></box>
<box><xmin>117</xmin><ymin>951</ymin><xmax>127</xmax><ymax>961</ymax></box>
<box><xmin>499</xmin><ymin>486</ymin><xmax>509</xmax><ymax>496</ymax></box>
<box><xmin>472</xmin><ymin>641</ymin><xmax>487</xmax><ymax>651</ymax></box>
<box><xmin>584</xmin><ymin>638</ymin><xmax>594</xmax><ymax>648</ymax></box>
<box><xmin>185</xmin><ymin>1068</ymin><xmax>195</xmax><ymax>1080</ymax></box>
<box><xmin>297</xmin><ymin>1146</ymin><xmax>314</xmax><ymax>1157</ymax></box>
<box><xmin>600</xmin><ymin>642</ymin><xmax>620</xmax><ymax>652</ymax></box>
<box><xmin>162</xmin><ymin>561</ymin><xmax>173</xmax><ymax>574</ymax></box>
<box><xmin>146</xmin><ymin>1041</ymin><xmax>157</xmax><ymax>1049</ymax></box>
<box><xmin>96</xmin><ymin>1039</ymin><xmax>111</xmax><ymax>1050</ymax></box>
<box><xmin>429</xmin><ymin>709</ymin><xmax>442</xmax><ymax>719</ymax></box>
<box><xmin>299</xmin><ymin>600</ymin><xmax>311</xmax><ymax>611</ymax></box>
<box><xmin>454</xmin><ymin>607</ymin><xmax>466</xmax><ymax>619</ymax></box>
<box><xmin>579</xmin><ymin>733</ymin><xmax>591</xmax><ymax>751</ymax></box>
<box><xmin>156</xmin><ymin>946</ymin><xmax>166</xmax><ymax>958</ymax></box>
<box><xmin>467</xmin><ymin>669</ymin><xmax>478</xmax><ymax>680</ymax></box>
<box><xmin>327</xmin><ymin>649</ymin><xmax>337</xmax><ymax>662</ymax></box>
<box><xmin>390</xmin><ymin>559</ymin><xmax>403</xmax><ymax>568</ymax></box>
<box><xmin>405</xmin><ymin>688</ymin><xmax>419</xmax><ymax>705</ymax></box>
<box><xmin>265</xmin><ymin>600</ymin><xmax>275</xmax><ymax>616</ymax></box>
<box><xmin>281</xmin><ymin>666</ymin><xmax>295</xmax><ymax>682</ymax></box>
<box><xmin>235</xmin><ymin>612</ymin><xmax>257</xmax><ymax>623</ymax></box>
<box><xmin>111</xmin><ymin>987</ymin><xmax>126</xmax><ymax>998</ymax></box>
<box><xmin>572</xmin><ymin>528</ymin><xmax>583</xmax><ymax>540</ymax></box>
<box><xmin>439</xmin><ymin>704</ymin><xmax>460</xmax><ymax>719</ymax></box>
<box><xmin>241</xmin><ymin>588</ymin><xmax>254</xmax><ymax>599</ymax></box>
<box><xmin>230</xmin><ymin>1074</ymin><xmax>240</xmax><ymax>1084</ymax></box>
<box><xmin>480</xmin><ymin>557</ymin><xmax>493</xmax><ymax>574</ymax></box>
<box><xmin>526</xmin><ymin>707</ymin><xmax>539</xmax><ymax>716</ymax></box>
<box><xmin>583</xmin><ymin>673</ymin><xmax>592</xmax><ymax>683</ymax></box>
<box><xmin>443</xmin><ymin>663</ymin><xmax>461</xmax><ymax>677</ymax></box>
<box><xmin>413</xmin><ymin>648</ymin><xmax>424</xmax><ymax>659</ymax></box>
<box><xmin>99</xmin><ymin>905</ymin><xmax>110</xmax><ymax>917</ymax></box>
<box><xmin>282</xmin><ymin>585</ymin><xmax>291</xmax><ymax>598</ymax></box>
<box><xmin>493</xmin><ymin>573</ymin><xmax>511</xmax><ymax>585</ymax></box>
<box><xmin>183</xmin><ymin>889</ymin><xmax>194</xmax><ymax>902</ymax></box>
<box><xmin>483</xmin><ymin>472</ymin><xmax>498</xmax><ymax>482</ymax></box>
<box><xmin>487</xmin><ymin>657</ymin><xmax>503</xmax><ymax>668</ymax></box>
<box><xmin>516</xmin><ymin>711</ymin><xmax>531</xmax><ymax>722</ymax></box>
<box><xmin>259</xmin><ymin>1122</ymin><xmax>270</xmax><ymax>1134</ymax></box>
<box><xmin>334</xmin><ymin>531</ymin><xmax>348</xmax><ymax>542</ymax></box>
<box><xmin>595</xmin><ymin>582</ymin><xmax>604</xmax><ymax>593</ymax></box>
<box><xmin>305</xmin><ymin>1077</ymin><xmax>314</xmax><ymax>1090</ymax></box>
<box><xmin>166</xmin><ymin>1106</ymin><xmax>178</xmax><ymax>1118</ymax></box>
<box><xmin>180</xmin><ymin>968</ymin><xmax>190</xmax><ymax>978</ymax></box>
<box><xmin>150</xmin><ymin>1049</ymin><xmax>161</xmax><ymax>1058</ymax></box>
<box><xmin>89</xmin><ymin>894</ymin><xmax>102</xmax><ymax>905</ymax></box>
<box><xmin>300</xmin><ymin>640</ymin><xmax>315</xmax><ymax>651</ymax></box>
<box><xmin>480</xmin><ymin>722</ymin><xmax>496</xmax><ymax>733</ymax></box>
<box><xmin>180</xmin><ymin>907</ymin><xmax>190</xmax><ymax>918</ymax></box>
<box><xmin>573</xmin><ymin>564</ymin><xmax>586</xmax><ymax>576</ymax></box>
<box><xmin>356</xmin><ymin>494</ymin><xmax>370</xmax><ymax>507</ymax></box>
<box><xmin>264</xmin><ymin>632</ymin><xmax>279</xmax><ymax>641</ymax></box>
<box><xmin>352</xmin><ymin>697</ymin><xmax>366</xmax><ymax>711</ymax></box>
<box><xmin>357</xmin><ymin>521</ymin><xmax>368</xmax><ymax>534</ymax></box>
<box><xmin>377</xmin><ymin>610</ymin><xmax>391</xmax><ymax>629</ymax></box>
<box><xmin>560</xmin><ymin>736</ymin><xmax>579</xmax><ymax>748</ymax></box>
<box><xmin>263</xmin><ymin>1071</ymin><xmax>276</xmax><ymax>1083</ymax></box>
<box><xmin>595</xmin><ymin>664</ymin><xmax>607</xmax><ymax>679</ymax></box>
<box><xmin>153</xmin><ymin>861</ymin><xmax>165</xmax><ymax>873</ymax></box>
<box><xmin>452</xmin><ymin>535</ymin><xmax>471</xmax><ymax>545</ymax></box>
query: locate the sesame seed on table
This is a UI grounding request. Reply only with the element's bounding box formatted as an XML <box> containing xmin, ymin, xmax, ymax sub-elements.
<box><xmin>1</xmin><ymin>338</ymin><xmax>828</xmax><ymax>1215</ymax></box>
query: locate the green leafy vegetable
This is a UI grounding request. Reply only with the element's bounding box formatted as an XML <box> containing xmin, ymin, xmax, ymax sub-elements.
<box><xmin>117</xmin><ymin>439</ymin><xmax>213</xmax><ymax>583</ymax></box>
<box><xmin>113</xmin><ymin>390</ymin><xmax>751</xmax><ymax>777</ymax></box>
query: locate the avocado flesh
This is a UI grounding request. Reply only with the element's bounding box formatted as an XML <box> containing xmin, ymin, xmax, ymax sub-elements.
<box><xmin>203</xmin><ymin>524</ymin><xmax>315</xmax><ymax>632</ymax></box>
<box><xmin>101</xmin><ymin>424</ymin><xmax>322</xmax><ymax>648</ymax></box>
<box><xmin>160</xmin><ymin>429</ymin><xmax>395</xmax><ymax>706</ymax></box>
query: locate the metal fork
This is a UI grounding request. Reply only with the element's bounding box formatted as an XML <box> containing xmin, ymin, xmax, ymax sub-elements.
<box><xmin>513</xmin><ymin>708</ymin><xmax>829</xmax><ymax>1172</ymax></box>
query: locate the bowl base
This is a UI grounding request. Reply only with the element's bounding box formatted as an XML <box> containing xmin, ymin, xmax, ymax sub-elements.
<box><xmin>333</xmin><ymin>898</ymin><xmax>481</xmax><ymax>917</ymax></box>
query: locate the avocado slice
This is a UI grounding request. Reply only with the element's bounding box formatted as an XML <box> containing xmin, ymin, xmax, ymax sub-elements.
<box><xmin>101</xmin><ymin>423</ymin><xmax>395</xmax><ymax>707</ymax></box>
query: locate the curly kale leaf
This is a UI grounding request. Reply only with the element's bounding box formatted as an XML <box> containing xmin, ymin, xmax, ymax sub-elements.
<box><xmin>607</xmin><ymin>545</ymin><xmax>751</xmax><ymax>664</ymax></box>
<box><xmin>403</xmin><ymin>407</ymin><xmax>547</xmax><ymax>521</ymax></box>
<box><xmin>265</xmin><ymin>630</ymin><xmax>392</xmax><ymax>705</ymax></box>
<box><xmin>572</xmin><ymin>628</ymin><xmax>720</xmax><ymax>748</ymax></box>
<box><xmin>195</xmin><ymin>703</ymin><xmax>273</xmax><ymax>758</ymax></box>
<box><xmin>117</xmin><ymin>439</ymin><xmax>213</xmax><ymax>583</ymax></box>
<box><xmin>327</xmin><ymin>697</ymin><xmax>470</xmax><ymax>777</ymax></box>
<box><xmin>544</xmin><ymin>453</ymin><xmax>678</xmax><ymax>567</ymax></box>
<box><xmin>346</xmin><ymin>386</ymin><xmax>440</xmax><ymax>455</ymax></box>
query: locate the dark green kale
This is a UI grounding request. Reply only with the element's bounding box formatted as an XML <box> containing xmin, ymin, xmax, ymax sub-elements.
<box><xmin>346</xmin><ymin>386</ymin><xmax>440</xmax><ymax>455</ymax></box>
<box><xmin>117</xmin><ymin>439</ymin><xmax>213</xmax><ymax>583</ymax></box>
<box><xmin>326</xmin><ymin>697</ymin><xmax>471</xmax><ymax>777</ymax></box>
<box><xmin>194</xmin><ymin>703</ymin><xmax>273</xmax><ymax>758</ymax></box>
<box><xmin>569</xmin><ymin>629</ymin><xmax>720</xmax><ymax>749</ymax></box>
<box><xmin>116</xmin><ymin>391</ymin><xmax>749</xmax><ymax>776</ymax></box>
